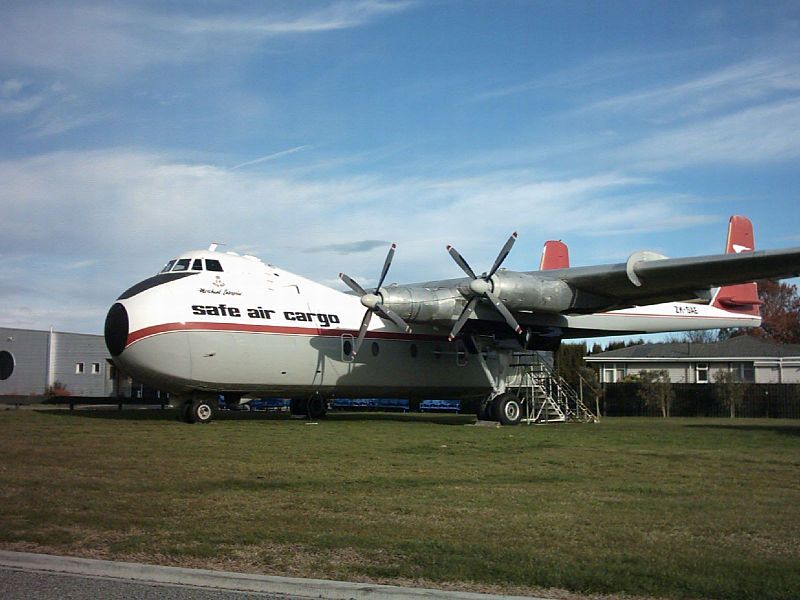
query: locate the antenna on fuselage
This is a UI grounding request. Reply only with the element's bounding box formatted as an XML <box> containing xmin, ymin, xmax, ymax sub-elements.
<box><xmin>208</xmin><ymin>242</ymin><xmax>226</xmax><ymax>252</ymax></box>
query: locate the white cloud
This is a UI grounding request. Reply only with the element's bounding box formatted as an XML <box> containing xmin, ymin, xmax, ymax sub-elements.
<box><xmin>0</xmin><ymin>147</ymin><xmax>723</xmax><ymax>333</ymax></box>
<box><xmin>0</xmin><ymin>1</ymin><xmax>416</xmax><ymax>84</ymax></box>
<box><xmin>618</xmin><ymin>97</ymin><xmax>800</xmax><ymax>169</ymax></box>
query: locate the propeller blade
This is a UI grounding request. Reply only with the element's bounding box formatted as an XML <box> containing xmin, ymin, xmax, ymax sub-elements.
<box><xmin>485</xmin><ymin>290</ymin><xmax>523</xmax><ymax>335</ymax></box>
<box><xmin>352</xmin><ymin>309</ymin><xmax>373</xmax><ymax>358</ymax></box>
<box><xmin>448</xmin><ymin>296</ymin><xmax>479</xmax><ymax>341</ymax></box>
<box><xmin>376</xmin><ymin>243</ymin><xmax>396</xmax><ymax>290</ymax></box>
<box><xmin>487</xmin><ymin>232</ymin><xmax>517</xmax><ymax>278</ymax></box>
<box><xmin>376</xmin><ymin>304</ymin><xmax>411</xmax><ymax>332</ymax></box>
<box><xmin>339</xmin><ymin>272</ymin><xmax>367</xmax><ymax>297</ymax></box>
<box><xmin>447</xmin><ymin>245</ymin><xmax>477</xmax><ymax>280</ymax></box>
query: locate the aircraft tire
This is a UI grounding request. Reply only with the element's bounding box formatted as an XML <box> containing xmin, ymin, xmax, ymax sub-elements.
<box><xmin>477</xmin><ymin>400</ymin><xmax>494</xmax><ymax>421</ymax></box>
<box><xmin>290</xmin><ymin>398</ymin><xmax>308</xmax><ymax>417</ymax></box>
<box><xmin>187</xmin><ymin>398</ymin><xmax>215</xmax><ymax>424</ymax></box>
<box><xmin>494</xmin><ymin>393</ymin><xmax>522</xmax><ymax>426</ymax></box>
<box><xmin>307</xmin><ymin>395</ymin><xmax>327</xmax><ymax>419</ymax></box>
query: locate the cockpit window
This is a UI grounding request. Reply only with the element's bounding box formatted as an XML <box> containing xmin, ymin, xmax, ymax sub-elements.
<box><xmin>160</xmin><ymin>260</ymin><xmax>177</xmax><ymax>274</ymax></box>
<box><xmin>172</xmin><ymin>259</ymin><xmax>191</xmax><ymax>272</ymax></box>
<box><xmin>191</xmin><ymin>259</ymin><xmax>203</xmax><ymax>271</ymax></box>
<box><xmin>206</xmin><ymin>259</ymin><xmax>223</xmax><ymax>272</ymax></box>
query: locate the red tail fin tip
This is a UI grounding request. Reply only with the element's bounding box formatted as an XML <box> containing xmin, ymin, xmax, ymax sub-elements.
<box><xmin>540</xmin><ymin>240</ymin><xmax>570</xmax><ymax>270</ymax></box>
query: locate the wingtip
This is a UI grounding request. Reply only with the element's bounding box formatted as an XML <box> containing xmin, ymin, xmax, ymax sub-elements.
<box><xmin>514</xmin><ymin>326</ymin><xmax>523</xmax><ymax>334</ymax></box>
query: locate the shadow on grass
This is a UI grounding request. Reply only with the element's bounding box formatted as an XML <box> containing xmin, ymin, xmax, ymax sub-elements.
<box><xmin>684</xmin><ymin>423</ymin><xmax>800</xmax><ymax>437</ymax></box>
<box><xmin>35</xmin><ymin>408</ymin><xmax>476</xmax><ymax>426</ymax></box>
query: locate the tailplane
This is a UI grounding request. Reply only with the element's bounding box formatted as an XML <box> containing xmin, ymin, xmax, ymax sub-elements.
<box><xmin>540</xmin><ymin>240</ymin><xmax>570</xmax><ymax>270</ymax></box>
<box><xmin>712</xmin><ymin>215</ymin><xmax>761</xmax><ymax>316</ymax></box>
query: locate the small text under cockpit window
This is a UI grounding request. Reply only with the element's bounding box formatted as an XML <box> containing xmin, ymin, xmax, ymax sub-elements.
<box><xmin>191</xmin><ymin>259</ymin><xmax>203</xmax><ymax>271</ymax></box>
<box><xmin>172</xmin><ymin>259</ymin><xmax>191</xmax><ymax>272</ymax></box>
<box><xmin>206</xmin><ymin>259</ymin><xmax>223</xmax><ymax>272</ymax></box>
<box><xmin>160</xmin><ymin>260</ymin><xmax>177</xmax><ymax>273</ymax></box>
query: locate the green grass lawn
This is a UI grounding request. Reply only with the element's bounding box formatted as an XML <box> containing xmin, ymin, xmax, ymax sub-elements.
<box><xmin>1</xmin><ymin>409</ymin><xmax>798</xmax><ymax>599</ymax></box>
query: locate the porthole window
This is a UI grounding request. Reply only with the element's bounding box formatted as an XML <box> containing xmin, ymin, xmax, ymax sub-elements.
<box><xmin>343</xmin><ymin>339</ymin><xmax>353</xmax><ymax>358</ymax></box>
<box><xmin>0</xmin><ymin>351</ymin><xmax>13</xmax><ymax>380</ymax></box>
<box><xmin>410</xmin><ymin>343</ymin><xmax>418</xmax><ymax>358</ymax></box>
<box><xmin>371</xmin><ymin>342</ymin><xmax>380</xmax><ymax>356</ymax></box>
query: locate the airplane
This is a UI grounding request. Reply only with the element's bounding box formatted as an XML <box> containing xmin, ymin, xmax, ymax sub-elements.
<box><xmin>104</xmin><ymin>216</ymin><xmax>800</xmax><ymax>426</ymax></box>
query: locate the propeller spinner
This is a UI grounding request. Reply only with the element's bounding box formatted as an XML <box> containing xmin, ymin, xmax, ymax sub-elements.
<box><xmin>447</xmin><ymin>232</ymin><xmax>523</xmax><ymax>341</ymax></box>
<box><xmin>339</xmin><ymin>243</ymin><xmax>411</xmax><ymax>359</ymax></box>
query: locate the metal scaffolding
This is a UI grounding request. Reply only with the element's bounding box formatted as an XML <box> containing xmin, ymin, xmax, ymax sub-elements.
<box><xmin>507</xmin><ymin>352</ymin><xmax>598</xmax><ymax>424</ymax></box>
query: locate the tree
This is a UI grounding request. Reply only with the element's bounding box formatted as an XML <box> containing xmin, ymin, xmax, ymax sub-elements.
<box><xmin>751</xmin><ymin>280</ymin><xmax>800</xmax><ymax>344</ymax></box>
<box><xmin>713</xmin><ymin>370</ymin><xmax>745</xmax><ymax>419</ymax></box>
<box><xmin>554</xmin><ymin>342</ymin><xmax>597</xmax><ymax>391</ymax></box>
<box><xmin>637</xmin><ymin>370</ymin><xmax>674</xmax><ymax>418</ymax></box>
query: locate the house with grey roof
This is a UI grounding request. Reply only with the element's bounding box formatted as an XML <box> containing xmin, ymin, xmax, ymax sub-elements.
<box><xmin>584</xmin><ymin>336</ymin><xmax>800</xmax><ymax>385</ymax></box>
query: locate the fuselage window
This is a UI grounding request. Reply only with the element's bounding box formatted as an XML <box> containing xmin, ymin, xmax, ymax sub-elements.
<box><xmin>172</xmin><ymin>259</ymin><xmax>191</xmax><ymax>272</ymax></box>
<box><xmin>160</xmin><ymin>260</ymin><xmax>176</xmax><ymax>273</ymax></box>
<box><xmin>206</xmin><ymin>259</ymin><xmax>224</xmax><ymax>272</ymax></box>
<box><xmin>371</xmin><ymin>342</ymin><xmax>380</xmax><ymax>357</ymax></box>
<box><xmin>191</xmin><ymin>259</ymin><xmax>203</xmax><ymax>271</ymax></box>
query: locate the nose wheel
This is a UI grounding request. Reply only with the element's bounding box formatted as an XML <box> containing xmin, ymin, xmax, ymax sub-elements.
<box><xmin>179</xmin><ymin>397</ymin><xmax>217</xmax><ymax>424</ymax></box>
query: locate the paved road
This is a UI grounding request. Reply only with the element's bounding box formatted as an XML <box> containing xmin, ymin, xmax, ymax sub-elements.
<box><xmin>0</xmin><ymin>550</ymin><xmax>544</xmax><ymax>600</ymax></box>
<box><xmin>0</xmin><ymin>567</ymin><xmax>289</xmax><ymax>600</ymax></box>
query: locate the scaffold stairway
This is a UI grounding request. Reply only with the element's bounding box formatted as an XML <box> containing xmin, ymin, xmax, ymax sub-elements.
<box><xmin>507</xmin><ymin>352</ymin><xmax>598</xmax><ymax>424</ymax></box>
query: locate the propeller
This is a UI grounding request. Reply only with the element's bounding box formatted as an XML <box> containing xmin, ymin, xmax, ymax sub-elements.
<box><xmin>339</xmin><ymin>243</ymin><xmax>410</xmax><ymax>358</ymax></box>
<box><xmin>446</xmin><ymin>232</ymin><xmax>523</xmax><ymax>341</ymax></box>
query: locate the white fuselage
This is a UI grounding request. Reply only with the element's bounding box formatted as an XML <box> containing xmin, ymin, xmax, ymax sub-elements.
<box><xmin>110</xmin><ymin>250</ymin><xmax>491</xmax><ymax>398</ymax></box>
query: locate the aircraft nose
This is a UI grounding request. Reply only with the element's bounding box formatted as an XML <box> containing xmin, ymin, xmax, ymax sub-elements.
<box><xmin>104</xmin><ymin>303</ymin><xmax>129</xmax><ymax>357</ymax></box>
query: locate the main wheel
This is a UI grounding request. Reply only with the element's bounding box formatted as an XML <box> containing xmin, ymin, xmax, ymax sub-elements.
<box><xmin>493</xmin><ymin>393</ymin><xmax>522</xmax><ymax>426</ymax></box>
<box><xmin>476</xmin><ymin>399</ymin><xmax>494</xmax><ymax>421</ymax></box>
<box><xmin>307</xmin><ymin>395</ymin><xmax>327</xmax><ymax>419</ymax></box>
<box><xmin>187</xmin><ymin>398</ymin><xmax>216</xmax><ymax>424</ymax></box>
<box><xmin>290</xmin><ymin>398</ymin><xmax>308</xmax><ymax>417</ymax></box>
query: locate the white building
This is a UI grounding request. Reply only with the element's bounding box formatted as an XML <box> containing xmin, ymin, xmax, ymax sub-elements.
<box><xmin>584</xmin><ymin>336</ymin><xmax>800</xmax><ymax>385</ymax></box>
<box><xmin>0</xmin><ymin>327</ymin><xmax>129</xmax><ymax>399</ymax></box>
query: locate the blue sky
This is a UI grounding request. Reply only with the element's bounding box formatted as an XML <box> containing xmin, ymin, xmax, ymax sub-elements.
<box><xmin>1</xmin><ymin>0</ymin><xmax>799</xmax><ymax>335</ymax></box>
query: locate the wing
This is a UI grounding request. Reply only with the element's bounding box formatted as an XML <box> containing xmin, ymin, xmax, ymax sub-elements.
<box><xmin>552</xmin><ymin>247</ymin><xmax>800</xmax><ymax>309</ymax></box>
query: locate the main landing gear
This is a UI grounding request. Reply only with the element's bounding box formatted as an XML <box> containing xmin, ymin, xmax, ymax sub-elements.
<box><xmin>478</xmin><ymin>392</ymin><xmax>523</xmax><ymax>426</ymax></box>
<box><xmin>290</xmin><ymin>394</ymin><xmax>328</xmax><ymax>419</ymax></box>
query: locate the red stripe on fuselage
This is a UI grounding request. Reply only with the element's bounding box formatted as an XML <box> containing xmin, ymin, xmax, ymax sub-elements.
<box><xmin>126</xmin><ymin>321</ymin><xmax>447</xmax><ymax>349</ymax></box>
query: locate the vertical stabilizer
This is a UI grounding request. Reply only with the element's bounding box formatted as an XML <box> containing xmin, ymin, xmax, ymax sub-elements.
<box><xmin>712</xmin><ymin>216</ymin><xmax>761</xmax><ymax>316</ymax></box>
<box><xmin>540</xmin><ymin>240</ymin><xmax>570</xmax><ymax>270</ymax></box>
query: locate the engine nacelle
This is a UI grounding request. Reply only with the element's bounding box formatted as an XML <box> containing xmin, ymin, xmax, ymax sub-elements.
<box><xmin>491</xmin><ymin>272</ymin><xmax>574</xmax><ymax>313</ymax></box>
<box><xmin>378</xmin><ymin>286</ymin><xmax>463</xmax><ymax>323</ymax></box>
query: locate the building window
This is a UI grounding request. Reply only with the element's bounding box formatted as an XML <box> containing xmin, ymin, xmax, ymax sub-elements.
<box><xmin>731</xmin><ymin>362</ymin><xmax>755</xmax><ymax>383</ymax></box>
<box><xmin>75</xmin><ymin>362</ymin><xmax>85</xmax><ymax>374</ymax></box>
<box><xmin>602</xmin><ymin>363</ymin><xmax>625</xmax><ymax>383</ymax></box>
<box><xmin>92</xmin><ymin>362</ymin><xmax>101</xmax><ymax>375</ymax></box>
<box><xmin>696</xmin><ymin>363</ymin><xmax>709</xmax><ymax>384</ymax></box>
